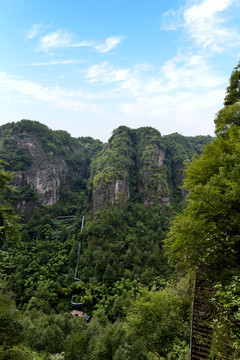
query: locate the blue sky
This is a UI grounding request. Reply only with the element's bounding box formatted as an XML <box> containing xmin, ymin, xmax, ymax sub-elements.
<box><xmin>0</xmin><ymin>0</ymin><xmax>240</xmax><ymax>141</ymax></box>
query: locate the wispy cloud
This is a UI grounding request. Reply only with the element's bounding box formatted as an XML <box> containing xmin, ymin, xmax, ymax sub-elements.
<box><xmin>161</xmin><ymin>0</ymin><xmax>240</xmax><ymax>53</ymax></box>
<box><xmin>94</xmin><ymin>36</ymin><xmax>123</xmax><ymax>53</ymax></box>
<box><xmin>25</xmin><ymin>24</ymin><xmax>42</xmax><ymax>40</ymax></box>
<box><xmin>36</xmin><ymin>29</ymin><xmax>122</xmax><ymax>53</ymax></box>
<box><xmin>82</xmin><ymin>54</ymin><xmax>225</xmax><ymax>136</ymax></box>
<box><xmin>113</xmin><ymin>56</ymin><xmax>224</xmax><ymax>135</ymax></box>
<box><xmin>0</xmin><ymin>50</ymin><xmax>226</xmax><ymax>138</ymax></box>
<box><xmin>0</xmin><ymin>72</ymin><xmax>99</xmax><ymax>112</ymax></box>
<box><xmin>84</xmin><ymin>54</ymin><xmax>224</xmax><ymax>95</ymax></box>
<box><xmin>39</xmin><ymin>30</ymin><xmax>71</xmax><ymax>50</ymax></box>
<box><xmin>38</xmin><ymin>30</ymin><xmax>91</xmax><ymax>51</ymax></box>
<box><xmin>0</xmin><ymin>51</ymin><xmax>225</xmax><ymax>107</ymax></box>
<box><xmin>26</xmin><ymin>60</ymin><xmax>82</xmax><ymax>66</ymax></box>
<box><xmin>85</xmin><ymin>61</ymin><xmax>129</xmax><ymax>83</ymax></box>
<box><xmin>159</xmin><ymin>54</ymin><xmax>225</xmax><ymax>90</ymax></box>
<box><xmin>184</xmin><ymin>0</ymin><xmax>238</xmax><ymax>52</ymax></box>
<box><xmin>161</xmin><ymin>7</ymin><xmax>185</xmax><ymax>31</ymax></box>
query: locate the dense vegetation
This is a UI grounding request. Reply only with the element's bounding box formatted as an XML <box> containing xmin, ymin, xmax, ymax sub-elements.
<box><xmin>166</xmin><ymin>61</ymin><xmax>240</xmax><ymax>359</ymax></box>
<box><xmin>1</xmin><ymin>61</ymin><xmax>240</xmax><ymax>359</ymax></box>
<box><xmin>0</xmin><ymin>123</ymin><xmax>209</xmax><ymax>359</ymax></box>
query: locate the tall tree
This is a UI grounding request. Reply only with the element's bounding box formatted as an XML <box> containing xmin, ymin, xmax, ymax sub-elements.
<box><xmin>0</xmin><ymin>161</ymin><xmax>20</xmax><ymax>247</ymax></box>
<box><xmin>165</xmin><ymin>62</ymin><xmax>240</xmax><ymax>358</ymax></box>
<box><xmin>224</xmin><ymin>61</ymin><xmax>240</xmax><ymax>106</ymax></box>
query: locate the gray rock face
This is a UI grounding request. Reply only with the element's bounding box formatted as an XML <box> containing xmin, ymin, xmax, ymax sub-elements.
<box><xmin>28</xmin><ymin>162</ymin><xmax>67</xmax><ymax>205</ymax></box>
<box><xmin>91</xmin><ymin>127</ymin><xmax>171</xmax><ymax>214</ymax></box>
<box><xmin>114</xmin><ymin>178</ymin><xmax>130</xmax><ymax>203</ymax></box>
<box><xmin>150</xmin><ymin>148</ymin><xmax>165</xmax><ymax>166</ymax></box>
<box><xmin>138</xmin><ymin>148</ymin><xmax>170</xmax><ymax>207</ymax></box>
<box><xmin>92</xmin><ymin>174</ymin><xmax>130</xmax><ymax>213</ymax></box>
<box><xmin>13</xmin><ymin>134</ymin><xmax>68</xmax><ymax>206</ymax></box>
<box><xmin>15</xmin><ymin>135</ymin><xmax>38</xmax><ymax>156</ymax></box>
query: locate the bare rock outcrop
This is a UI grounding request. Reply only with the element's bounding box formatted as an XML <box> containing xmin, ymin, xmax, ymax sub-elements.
<box><xmin>138</xmin><ymin>147</ymin><xmax>170</xmax><ymax>207</ymax></box>
<box><xmin>92</xmin><ymin>173</ymin><xmax>130</xmax><ymax>214</ymax></box>
<box><xmin>12</xmin><ymin>134</ymin><xmax>68</xmax><ymax>206</ymax></box>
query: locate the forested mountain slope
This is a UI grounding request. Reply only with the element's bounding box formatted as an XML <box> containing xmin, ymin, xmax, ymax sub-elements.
<box><xmin>0</xmin><ymin>120</ymin><xmax>213</xmax><ymax>359</ymax></box>
<box><xmin>0</xmin><ymin>120</ymin><xmax>212</xmax><ymax>216</ymax></box>
<box><xmin>0</xmin><ymin>120</ymin><xmax>103</xmax><ymax>217</ymax></box>
<box><xmin>1</xmin><ymin>62</ymin><xmax>240</xmax><ymax>360</ymax></box>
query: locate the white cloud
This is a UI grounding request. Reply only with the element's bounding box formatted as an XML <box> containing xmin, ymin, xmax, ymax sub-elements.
<box><xmin>39</xmin><ymin>30</ymin><xmax>74</xmax><ymax>51</ymax></box>
<box><xmin>25</xmin><ymin>24</ymin><xmax>42</xmax><ymax>40</ymax></box>
<box><xmin>0</xmin><ymin>53</ymin><xmax>225</xmax><ymax>109</ymax></box>
<box><xmin>85</xmin><ymin>61</ymin><xmax>130</xmax><ymax>84</ymax></box>
<box><xmin>85</xmin><ymin>61</ymin><xmax>110</xmax><ymax>81</ymax></box>
<box><xmin>26</xmin><ymin>60</ymin><xmax>82</xmax><ymax>66</ymax></box>
<box><xmin>161</xmin><ymin>0</ymin><xmax>240</xmax><ymax>53</ymax></box>
<box><xmin>161</xmin><ymin>7</ymin><xmax>185</xmax><ymax>31</ymax></box>
<box><xmin>0</xmin><ymin>72</ymin><xmax>99</xmax><ymax>112</ymax></box>
<box><xmin>71</xmin><ymin>41</ymin><xmax>93</xmax><ymax>48</ymax></box>
<box><xmin>37</xmin><ymin>29</ymin><xmax>122</xmax><ymax>53</ymax></box>
<box><xmin>84</xmin><ymin>53</ymin><xmax>225</xmax><ymax>97</ymax></box>
<box><xmin>0</xmin><ymin>50</ymin><xmax>227</xmax><ymax>139</ymax></box>
<box><xmin>160</xmin><ymin>54</ymin><xmax>225</xmax><ymax>90</ymax></box>
<box><xmin>82</xmin><ymin>54</ymin><xmax>225</xmax><ymax>136</ymax></box>
<box><xmin>95</xmin><ymin>36</ymin><xmax>123</xmax><ymax>53</ymax></box>
<box><xmin>38</xmin><ymin>30</ymin><xmax>92</xmax><ymax>51</ymax></box>
<box><xmin>184</xmin><ymin>0</ymin><xmax>238</xmax><ymax>51</ymax></box>
<box><xmin>119</xmin><ymin>88</ymin><xmax>221</xmax><ymax>136</ymax></box>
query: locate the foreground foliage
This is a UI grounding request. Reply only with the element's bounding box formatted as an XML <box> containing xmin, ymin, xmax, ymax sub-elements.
<box><xmin>0</xmin><ymin>280</ymin><xmax>190</xmax><ymax>360</ymax></box>
<box><xmin>165</xmin><ymin>62</ymin><xmax>240</xmax><ymax>358</ymax></box>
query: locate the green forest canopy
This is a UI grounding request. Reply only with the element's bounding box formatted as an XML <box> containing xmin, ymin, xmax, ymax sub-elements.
<box><xmin>165</xmin><ymin>61</ymin><xmax>240</xmax><ymax>358</ymax></box>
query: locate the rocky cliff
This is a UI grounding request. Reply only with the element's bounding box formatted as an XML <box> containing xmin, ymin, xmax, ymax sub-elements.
<box><xmin>90</xmin><ymin>126</ymin><xmax>133</xmax><ymax>213</ymax></box>
<box><xmin>90</xmin><ymin>127</ymin><xmax>211</xmax><ymax>214</ymax></box>
<box><xmin>13</xmin><ymin>133</ymin><xmax>68</xmax><ymax>206</ymax></box>
<box><xmin>136</xmin><ymin>127</ymin><xmax>170</xmax><ymax>207</ymax></box>
<box><xmin>0</xmin><ymin>120</ymin><xmax>212</xmax><ymax>217</ymax></box>
<box><xmin>0</xmin><ymin>120</ymin><xmax>103</xmax><ymax>217</ymax></box>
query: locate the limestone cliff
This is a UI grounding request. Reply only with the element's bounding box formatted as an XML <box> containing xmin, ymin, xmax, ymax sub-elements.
<box><xmin>136</xmin><ymin>128</ymin><xmax>170</xmax><ymax>206</ymax></box>
<box><xmin>0</xmin><ymin>120</ymin><xmax>212</xmax><ymax>217</ymax></box>
<box><xmin>90</xmin><ymin>127</ymin><xmax>212</xmax><ymax>214</ymax></box>
<box><xmin>92</xmin><ymin>174</ymin><xmax>130</xmax><ymax>213</ymax></box>
<box><xmin>90</xmin><ymin>126</ymin><xmax>133</xmax><ymax>213</ymax></box>
<box><xmin>90</xmin><ymin>127</ymin><xmax>171</xmax><ymax>213</ymax></box>
<box><xmin>12</xmin><ymin>133</ymin><xmax>67</xmax><ymax>206</ymax></box>
<box><xmin>0</xmin><ymin>120</ymin><xmax>103</xmax><ymax>216</ymax></box>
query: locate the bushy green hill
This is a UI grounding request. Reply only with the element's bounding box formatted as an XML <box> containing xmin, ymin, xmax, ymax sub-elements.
<box><xmin>0</xmin><ymin>120</ymin><xmax>212</xmax><ymax>309</ymax></box>
<box><xmin>0</xmin><ymin>119</ymin><xmax>213</xmax><ymax>359</ymax></box>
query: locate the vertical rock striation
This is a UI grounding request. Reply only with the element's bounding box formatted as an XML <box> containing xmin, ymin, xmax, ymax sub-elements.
<box><xmin>136</xmin><ymin>127</ymin><xmax>170</xmax><ymax>206</ymax></box>
<box><xmin>91</xmin><ymin>126</ymin><xmax>133</xmax><ymax>213</ymax></box>
<box><xmin>12</xmin><ymin>134</ymin><xmax>68</xmax><ymax>206</ymax></box>
<box><xmin>90</xmin><ymin>127</ymin><xmax>171</xmax><ymax>214</ymax></box>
